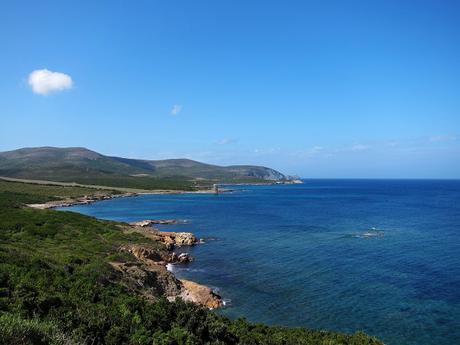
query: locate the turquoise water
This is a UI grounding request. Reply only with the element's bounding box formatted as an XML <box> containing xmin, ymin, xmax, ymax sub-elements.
<box><xmin>62</xmin><ymin>180</ymin><xmax>460</xmax><ymax>345</ymax></box>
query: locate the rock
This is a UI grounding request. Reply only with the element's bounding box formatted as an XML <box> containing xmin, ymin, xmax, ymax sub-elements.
<box><xmin>129</xmin><ymin>220</ymin><xmax>155</xmax><ymax>227</ymax></box>
<box><xmin>109</xmin><ymin>262</ymin><xmax>182</xmax><ymax>298</ymax></box>
<box><xmin>152</xmin><ymin>231</ymin><xmax>198</xmax><ymax>247</ymax></box>
<box><xmin>121</xmin><ymin>245</ymin><xmax>164</xmax><ymax>263</ymax></box>
<box><xmin>124</xmin><ymin>225</ymin><xmax>199</xmax><ymax>248</ymax></box>
<box><xmin>129</xmin><ymin>219</ymin><xmax>179</xmax><ymax>227</ymax></box>
<box><xmin>178</xmin><ymin>279</ymin><xmax>223</xmax><ymax>309</ymax></box>
<box><xmin>178</xmin><ymin>253</ymin><xmax>193</xmax><ymax>263</ymax></box>
<box><xmin>170</xmin><ymin>252</ymin><xmax>193</xmax><ymax>263</ymax></box>
<box><xmin>112</xmin><ymin>245</ymin><xmax>221</xmax><ymax>309</ymax></box>
<box><xmin>171</xmin><ymin>232</ymin><xmax>197</xmax><ymax>246</ymax></box>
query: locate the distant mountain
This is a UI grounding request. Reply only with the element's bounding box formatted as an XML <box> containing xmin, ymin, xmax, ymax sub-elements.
<box><xmin>0</xmin><ymin>147</ymin><xmax>286</xmax><ymax>189</ymax></box>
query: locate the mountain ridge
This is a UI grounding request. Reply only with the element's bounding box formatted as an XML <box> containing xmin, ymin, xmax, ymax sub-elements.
<box><xmin>0</xmin><ymin>146</ymin><xmax>286</xmax><ymax>189</ymax></box>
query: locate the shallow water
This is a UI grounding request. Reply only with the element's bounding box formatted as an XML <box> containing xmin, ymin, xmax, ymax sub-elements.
<box><xmin>62</xmin><ymin>179</ymin><xmax>460</xmax><ymax>345</ymax></box>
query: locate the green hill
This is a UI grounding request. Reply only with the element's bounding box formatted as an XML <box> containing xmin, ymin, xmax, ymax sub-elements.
<box><xmin>0</xmin><ymin>147</ymin><xmax>286</xmax><ymax>190</ymax></box>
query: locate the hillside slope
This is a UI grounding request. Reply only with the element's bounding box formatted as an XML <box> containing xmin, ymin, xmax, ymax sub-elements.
<box><xmin>0</xmin><ymin>147</ymin><xmax>286</xmax><ymax>189</ymax></box>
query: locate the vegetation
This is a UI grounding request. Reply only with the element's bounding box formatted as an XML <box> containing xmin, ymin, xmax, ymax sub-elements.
<box><xmin>0</xmin><ymin>147</ymin><xmax>285</xmax><ymax>190</ymax></box>
<box><xmin>0</xmin><ymin>180</ymin><xmax>383</xmax><ymax>344</ymax></box>
<box><xmin>0</xmin><ymin>179</ymin><xmax>121</xmax><ymax>204</ymax></box>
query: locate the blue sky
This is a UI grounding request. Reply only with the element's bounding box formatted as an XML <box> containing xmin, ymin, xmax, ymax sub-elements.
<box><xmin>0</xmin><ymin>0</ymin><xmax>459</xmax><ymax>178</ymax></box>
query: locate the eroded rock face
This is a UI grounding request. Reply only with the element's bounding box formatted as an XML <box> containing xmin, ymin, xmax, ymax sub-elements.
<box><xmin>124</xmin><ymin>224</ymin><xmax>198</xmax><ymax>249</ymax></box>
<box><xmin>159</xmin><ymin>232</ymin><xmax>198</xmax><ymax>246</ymax></box>
<box><xmin>121</xmin><ymin>245</ymin><xmax>165</xmax><ymax>263</ymax></box>
<box><xmin>178</xmin><ymin>279</ymin><xmax>223</xmax><ymax>309</ymax></box>
<box><xmin>109</xmin><ymin>262</ymin><xmax>222</xmax><ymax>308</ymax></box>
<box><xmin>109</xmin><ymin>262</ymin><xmax>182</xmax><ymax>298</ymax></box>
<box><xmin>117</xmin><ymin>227</ymin><xmax>222</xmax><ymax>309</ymax></box>
<box><xmin>170</xmin><ymin>252</ymin><xmax>193</xmax><ymax>263</ymax></box>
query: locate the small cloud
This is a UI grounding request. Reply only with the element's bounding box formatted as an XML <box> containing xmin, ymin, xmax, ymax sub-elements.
<box><xmin>216</xmin><ymin>138</ymin><xmax>237</xmax><ymax>145</ymax></box>
<box><xmin>170</xmin><ymin>104</ymin><xmax>182</xmax><ymax>115</ymax></box>
<box><xmin>253</xmin><ymin>147</ymin><xmax>280</xmax><ymax>155</ymax></box>
<box><xmin>28</xmin><ymin>69</ymin><xmax>73</xmax><ymax>95</ymax></box>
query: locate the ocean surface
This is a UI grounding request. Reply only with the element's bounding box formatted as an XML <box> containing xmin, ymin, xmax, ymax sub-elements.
<box><xmin>61</xmin><ymin>179</ymin><xmax>460</xmax><ymax>345</ymax></box>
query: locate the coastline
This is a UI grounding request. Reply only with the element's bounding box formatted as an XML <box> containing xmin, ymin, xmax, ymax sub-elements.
<box><xmin>23</xmin><ymin>181</ymin><xmax>295</xmax><ymax>306</ymax></box>
<box><xmin>27</xmin><ymin>193</ymin><xmax>225</xmax><ymax>309</ymax></box>
<box><xmin>26</xmin><ymin>187</ymin><xmax>233</xmax><ymax>210</ymax></box>
<box><xmin>113</xmin><ymin>219</ymin><xmax>225</xmax><ymax>309</ymax></box>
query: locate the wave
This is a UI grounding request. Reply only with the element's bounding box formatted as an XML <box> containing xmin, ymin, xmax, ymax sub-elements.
<box><xmin>167</xmin><ymin>263</ymin><xmax>206</xmax><ymax>273</ymax></box>
<box><xmin>343</xmin><ymin>227</ymin><xmax>385</xmax><ymax>239</ymax></box>
<box><xmin>222</xmin><ymin>298</ymin><xmax>232</xmax><ymax>307</ymax></box>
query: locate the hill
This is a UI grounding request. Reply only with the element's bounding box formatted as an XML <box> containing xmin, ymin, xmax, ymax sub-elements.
<box><xmin>0</xmin><ymin>147</ymin><xmax>286</xmax><ymax>190</ymax></box>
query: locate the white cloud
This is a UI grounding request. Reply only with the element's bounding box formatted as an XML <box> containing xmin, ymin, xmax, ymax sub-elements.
<box><xmin>28</xmin><ymin>69</ymin><xmax>73</xmax><ymax>95</ymax></box>
<box><xmin>170</xmin><ymin>104</ymin><xmax>182</xmax><ymax>115</ymax></box>
<box><xmin>216</xmin><ymin>138</ymin><xmax>237</xmax><ymax>145</ymax></box>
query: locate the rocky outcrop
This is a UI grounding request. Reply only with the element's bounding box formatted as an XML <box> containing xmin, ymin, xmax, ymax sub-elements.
<box><xmin>123</xmin><ymin>227</ymin><xmax>198</xmax><ymax>249</ymax></box>
<box><xmin>112</xmin><ymin>244</ymin><xmax>220</xmax><ymax>309</ymax></box>
<box><xmin>170</xmin><ymin>252</ymin><xmax>193</xmax><ymax>263</ymax></box>
<box><xmin>155</xmin><ymin>231</ymin><xmax>198</xmax><ymax>247</ymax></box>
<box><xmin>177</xmin><ymin>280</ymin><xmax>223</xmax><ymax>309</ymax></box>
<box><xmin>109</xmin><ymin>261</ymin><xmax>182</xmax><ymax>298</ymax></box>
<box><xmin>120</xmin><ymin>244</ymin><xmax>167</xmax><ymax>263</ymax></box>
<box><xmin>129</xmin><ymin>219</ymin><xmax>179</xmax><ymax>227</ymax></box>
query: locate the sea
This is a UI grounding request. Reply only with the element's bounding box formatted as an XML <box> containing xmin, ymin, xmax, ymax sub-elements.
<box><xmin>61</xmin><ymin>179</ymin><xmax>460</xmax><ymax>345</ymax></box>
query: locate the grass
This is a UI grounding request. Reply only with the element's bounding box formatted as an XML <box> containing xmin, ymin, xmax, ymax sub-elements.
<box><xmin>0</xmin><ymin>176</ymin><xmax>192</xmax><ymax>194</ymax></box>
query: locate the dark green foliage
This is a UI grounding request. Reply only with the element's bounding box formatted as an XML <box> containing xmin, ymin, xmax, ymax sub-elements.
<box><xmin>0</xmin><ymin>181</ymin><xmax>383</xmax><ymax>344</ymax></box>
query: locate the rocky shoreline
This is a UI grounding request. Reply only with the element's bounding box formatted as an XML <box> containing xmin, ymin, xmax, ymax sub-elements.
<box><xmin>27</xmin><ymin>192</ymin><xmax>225</xmax><ymax>309</ymax></box>
<box><xmin>27</xmin><ymin>187</ymin><xmax>233</xmax><ymax>210</ymax></box>
<box><xmin>27</xmin><ymin>192</ymin><xmax>137</xmax><ymax>209</ymax></box>
<box><xmin>119</xmin><ymin>222</ymin><xmax>223</xmax><ymax>309</ymax></box>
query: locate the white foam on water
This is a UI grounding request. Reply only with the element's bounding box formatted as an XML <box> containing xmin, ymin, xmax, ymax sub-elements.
<box><xmin>222</xmin><ymin>298</ymin><xmax>232</xmax><ymax>307</ymax></box>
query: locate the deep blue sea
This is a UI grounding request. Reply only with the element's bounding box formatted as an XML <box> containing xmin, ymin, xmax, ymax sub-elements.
<box><xmin>62</xmin><ymin>179</ymin><xmax>460</xmax><ymax>345</ymax></box>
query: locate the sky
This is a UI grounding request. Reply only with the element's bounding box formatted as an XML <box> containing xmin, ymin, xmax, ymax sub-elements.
<box><xmin>0</xmin><ymin>0</ymin><xmax>459</xmax><ymax>178</ymax></box>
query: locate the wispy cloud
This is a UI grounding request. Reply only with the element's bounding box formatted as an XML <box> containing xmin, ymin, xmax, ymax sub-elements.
<box><xmin>350</xmin><ymin>144</ymin><xmax>369</xmax><ymax>151</ymax></box>
<box><xmin>170</xmin><ymin>104</ymin><xmax>182</xmax><ymax>115</ymax></box>
<box><xmin>28</xmin><ymin>69</ymin><xmax>73</xmax><ymax>95</ymax></box>
<box><xmin>429</xmin><ymin>135</ymin><xmax>457</xmax><ymax>143</ymax></box>
<box><xmin>215</xmin><ymin>138</ymin><xmax>238</xmax><ymax>145</ymax></box>
<box><xmin>290</xmin><ymin>146</ymin><xmax>324</xmax><ymax>158</ymax></box>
